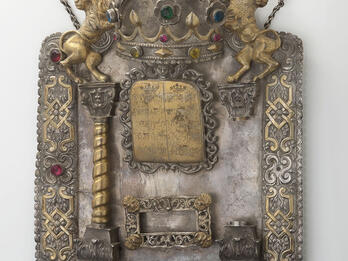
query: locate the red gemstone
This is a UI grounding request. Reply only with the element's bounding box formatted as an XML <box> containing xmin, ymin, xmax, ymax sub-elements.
<box><xmin>51</xmin><ymin>165</ymin><xmax>63</xmax><ymax>176</ymax></box>
<box><xmin>50</xmin><ymin>50</ymin><xmax>61</xmax><ymax>63</ymax></box>
<box><xmin>213</xmin><ymin>33</ymin><xmax>222</xmax><ymax>42</ymax></box>
<box><xmin>113</xmin><ymin>34</ymin><xmax>118</xmax><ymax>41</ymax></box>
<box><xmin>160</xmin><ymin>34</ymin><xmax>169</xmax><ymax>43</ymax></box>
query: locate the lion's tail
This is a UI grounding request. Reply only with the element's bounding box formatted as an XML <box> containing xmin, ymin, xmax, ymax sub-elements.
<box><xmin>259</xmin><ymin>29</ymin><xmax>282</xmax><ymax>49</ymax></box>
<box><xmin>272</xmin><ymin>30</ymin><xmax>282</xmax><ymax>49</ymax></box>
<box><xmin>59</xmin><ymin>31</ymin><xmax>77</xmax><ymax>54</ymax></box>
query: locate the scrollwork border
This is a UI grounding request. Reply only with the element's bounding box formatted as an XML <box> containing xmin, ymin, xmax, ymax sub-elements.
<box><xmin>35</xmin><ymin>33</ymin><xmax>78</xmax><ymax>261</ymax></box>
<box><xmin>261</xmin><ymin>32</ymin><xmax>304</xmax><ymax>261</ymax></box>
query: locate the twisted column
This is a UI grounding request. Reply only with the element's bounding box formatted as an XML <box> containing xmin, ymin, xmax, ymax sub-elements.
<box><xmin>92</xmin><ymin>121</ymin><xmax>110</xmax><ymax>224</ymax></box>
<box><xmin>79</xmin><ymin>82</ymin><xmax>116</xmax><ymax>226</ymax></box>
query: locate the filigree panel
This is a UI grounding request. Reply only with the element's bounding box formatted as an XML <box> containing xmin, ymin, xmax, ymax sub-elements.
<box><xmin>262</xmin><ymin>33</ymin><xmax>303</xmax><ymax>261</ymax></box>
<box><xmin>123</xmin><ymin>194</ymin><xmax>212</xmax><ymax>249</ymax></box>
<box><xmin>42</xmin><ymin>187</ymin><xmax>74</xmax><ymax>261</ymax></box>
<box><xmin>35</xmin><ymin>33</ymin><xmax>78</xmax><ymax>261</ymax></box>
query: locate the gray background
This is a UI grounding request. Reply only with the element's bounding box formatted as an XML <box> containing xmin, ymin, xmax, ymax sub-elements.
<box><xmin>0</xmin><ymin>0</ymin><xmax>346</xmax><ymax>260</ymax></box>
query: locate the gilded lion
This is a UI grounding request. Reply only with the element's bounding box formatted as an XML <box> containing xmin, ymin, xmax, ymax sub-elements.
<box><xmin>225</xmin><ymin>0</ymin><xmax>281</xmax><ymax>83</ymax></box>
<box><xmin>59</xmin><ymin>0</ymin><xmax>115</xmax><ymax>84</ymax></box>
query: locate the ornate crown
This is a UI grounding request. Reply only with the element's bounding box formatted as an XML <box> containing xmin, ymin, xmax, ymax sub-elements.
<box><xmin>112</xmin><ymin>0</ymin><xmax>228</xmax><ymax>63</ymax></box>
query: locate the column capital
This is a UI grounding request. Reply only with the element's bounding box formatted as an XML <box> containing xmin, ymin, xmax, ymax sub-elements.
<box><xmin>79</xmin><ymin>82</ymin><xmax>118</xmax><ymax>121</ymax></box>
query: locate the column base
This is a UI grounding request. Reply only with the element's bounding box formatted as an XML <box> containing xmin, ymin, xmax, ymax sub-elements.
<box><xmin>77</xmin><ymin>226</ymin><xmax>120</xmax><ymax>261</ymax></box>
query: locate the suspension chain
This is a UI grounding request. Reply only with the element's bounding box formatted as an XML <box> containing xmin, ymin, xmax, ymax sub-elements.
<box><xmin>59</xmin><ymin>0</ymin><xmax>81</xmax><ymax>29</ymax></box>
<box><xmin>264</xmin><ymin>0</ymin><xmax>285</xmax><ymax>29</ymax></box>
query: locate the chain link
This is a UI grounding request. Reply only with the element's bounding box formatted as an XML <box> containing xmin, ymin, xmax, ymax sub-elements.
<box><xmin>59</xmin><ymin>0</ymin><xmax>81</xmax><ymax>29</ymax></box>
<box><xmin>264</xmin><ymin>0</ymin><xmax>285</xmax><ymax>29</ymax></box>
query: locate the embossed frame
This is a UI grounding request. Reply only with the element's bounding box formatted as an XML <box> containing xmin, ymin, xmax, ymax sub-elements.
<box><xmin>123</xmin><ymin>195</ymin><xmax>212</xmax><ymax>249</ymax></box>
<box><xmin>119</xmin><ymin>63</ymin><xmax>219</xmax><ymax>174</ymax></box>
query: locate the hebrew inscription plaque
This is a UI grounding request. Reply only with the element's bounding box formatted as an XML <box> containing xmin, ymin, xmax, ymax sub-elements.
<box><xmin>130</xmin><ymin>80</ymin><xmax>205</xmax><ymax>163</ymax></box>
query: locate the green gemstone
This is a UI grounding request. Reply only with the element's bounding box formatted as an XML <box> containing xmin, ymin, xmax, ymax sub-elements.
<box><xmin>161</xmin><ymin>6</ymin><xmax>174</xmax><ymax>20</ymax></box>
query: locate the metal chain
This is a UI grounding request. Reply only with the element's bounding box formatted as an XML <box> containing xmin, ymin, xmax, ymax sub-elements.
<box><xmin>59</xmin><ymin>0</ymin><xmax>81</xmax><ymax>29</ymax></box>
<box><xmin>264</xmin><ymin>0</ymin><xmax>285</xmax><ymax>29</ymax></box>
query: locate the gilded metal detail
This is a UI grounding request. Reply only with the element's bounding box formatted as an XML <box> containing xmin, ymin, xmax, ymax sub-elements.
<box><xmin>261</xmin><ymin>33</ymin><xmax>303</xmax><ymax>261</ymax></box>
<box><xmin>224</xmin><ymin>0</ymin><xmax>281</xmax><ymax>82</ymax></box>
<box><xmin>42</xmin><ymin>187</ymin><xmax>74</xmax><ymax>261</ymax></box>
<box><xmin>123</xmin><ymin>194</ymin><xmax>212</xmax><ymax>249</ymax></box>
<box><xmin>130</xmin><ymin>80</ymin><xmax>205</xmax><ymax>163</ymax></box>
<box><xmin>79</xmin><ymin>83</ymin><xmax>117</xmax><ymax>225</ymax></box>
<box><xmin>78</xmin><ymin>82</ymin><xmax>120</xmax><ymax>260</ymax></box>
<box><xmin>59</xmin><ymin>0</ymin><xmax>115</xmax><ymax>83</ymax></box>
<box><xmin>125</xmin><ymin>234</ymin><xmax>143</xmax><ymax>250</ymax></box>
<box><xmin>115</xmin><ymin>0</ymin><xmax>226</xmax><ymax>63</ymax></box>
<box><xmin>193</xmin><ymin>193</ymin><xmax>212</xmax><ymax>211</ymax></box>
<box><xmin>91</xmin><ymin>122</ymin><xmax>110</xmax><ymax>224</ymax></box>
<box><xmin>265</xmin><ymin>75</ymin><xmax>294</xmax><ymax>153</ymax></box>
<box><xmin>265</xmin><ymin>188</ymin><xmax>294</xmax><ymax>261</ymax></box>
<box><xmin>36</xmin><ymin>33</ymin><xmax>78</xmax><ymax>261</ymax></box>
<box><xmin>37</xmin><ymin>1</ymin><xmax>304</xmax><ymax>259</ymax></box>
<box><xmin>120</xmin><ymin>63</ymin><xmax>218</xmax><ymax>174</ymax></box>
<box><xmin>43</xmin><ymin>75</ymin><xmax>75</xmax><ymax>153</ymax></box>
<box><xmin>122</xmin><ymin>195</ymin><xmax>140</xmax><ymax>213</ymax></box>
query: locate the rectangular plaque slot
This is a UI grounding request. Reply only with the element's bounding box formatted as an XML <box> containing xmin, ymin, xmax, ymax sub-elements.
<box><xmin>139</xmin><ymin>211</ymin><xmax>197</xmax><ymax>233</ymax></box>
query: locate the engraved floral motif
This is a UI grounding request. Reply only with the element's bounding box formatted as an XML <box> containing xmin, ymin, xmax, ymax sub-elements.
<box><xmin>125</xmin><ymin>234</ymin><xmax>143</xmax><ymax>250</ymax></box>
<box><xmin>123</xmin><ymin>195</ymin><xmax>140</xmax><ymax>213</ymax></box>
<box><xmin>194</xmin><ymin>232</ymin><xmax>212</xmax><ymax>248</ymax></box>
<box><xmin>194</xmin><ymin>193</ymin><xmax>212</xmax><ymax>211</ymax></box>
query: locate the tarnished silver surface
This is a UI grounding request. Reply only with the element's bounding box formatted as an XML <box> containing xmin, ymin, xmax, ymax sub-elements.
<box><xmin>80</xmin><ymin>83</ymin><xmax>117</xmax><ymax>120</ymax></box>
<box><xmin>218</xmin><ymin>221</ymin><xmax>261</xmax><ymax>260</ymax></box>
<box><xmin>36</xmin><ymin>2</ymin><xmax>303</xmax><ymax>259</ymax></box>
<box><xmin>36</xmin><ymin>32</ymin><xmax>303</xmax><ymax>261</ymax></box>
<box><xmin>77</xmin><ymin>43</ymin><xmax>264</xmax><ymax>260</ymax></box>
<box><xmin>76</xmin><ymin>227</ymin><xmax>120</xmax><ymax>261</ymax></box>
<box><xmin>218</xmin><ymin>82</ymin><xmax>259</xmax><ymax>120</ymax></box>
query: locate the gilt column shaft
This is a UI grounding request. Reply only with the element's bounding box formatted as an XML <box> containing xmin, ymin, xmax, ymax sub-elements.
<box><xmin>92</xmin><ymin>121</ymin><xmax>110</xmax><ymax>224</ymax></box>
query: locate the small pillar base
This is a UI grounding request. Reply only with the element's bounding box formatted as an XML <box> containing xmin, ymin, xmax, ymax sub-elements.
<box><xmin>77</xmin><ymin>226</ymin><xmax>120</xmax><ymax>261</ymax></box>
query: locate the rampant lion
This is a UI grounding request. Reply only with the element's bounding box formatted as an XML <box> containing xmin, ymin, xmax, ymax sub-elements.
<box><xmin>59</xmin><ymin>0</ymin><xmax>115</xmax><ymax>84</ymax></box>
<box><xmin>225</xmin><ymin>0</ymin><xmax>281</xmax><ymax>83</ymax></box>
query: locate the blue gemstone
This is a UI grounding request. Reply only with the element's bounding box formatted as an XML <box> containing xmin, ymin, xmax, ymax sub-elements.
<box><xmin>106</xmin><ymin>12</ymin><xmax>112</xmax><ymax>23</ymax></box>
<box><xmin>214</xmin><ymin>10</ymin><xmax>225</xmax><ymax>23</ymax></box>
